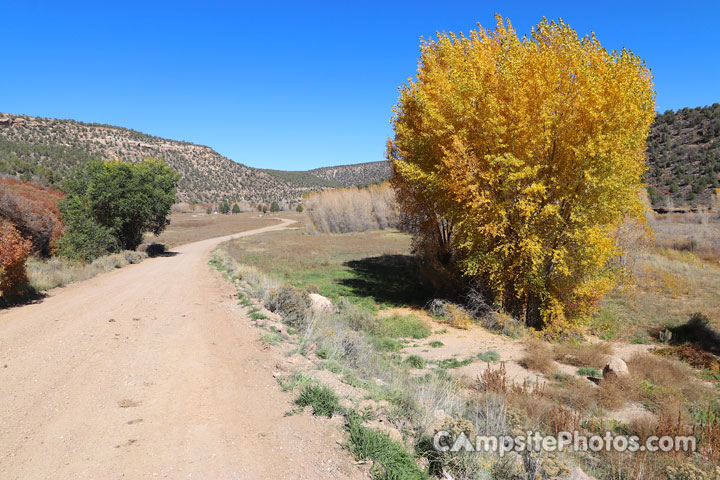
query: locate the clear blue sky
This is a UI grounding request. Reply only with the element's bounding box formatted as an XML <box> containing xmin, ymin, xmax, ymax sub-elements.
<box><xmin>1</xmin><ymin>1</ymin><xmax>718</xmax><ymax>170</ymax></box>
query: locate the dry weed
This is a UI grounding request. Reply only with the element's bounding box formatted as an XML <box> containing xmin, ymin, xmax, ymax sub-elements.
<box><xmin>553</xmin><ymin>341</ymin><xmax>612</xmax><ymax>369</ymax></box>
<box><xmin>520</xmin><ymin>339</ymin><xmax>556</xmax><ymax>375</ymax></box>
<box><xmin>655</xmin><ymin>344</ymin><xmax>720</xmax><ymax>371</ymax></box>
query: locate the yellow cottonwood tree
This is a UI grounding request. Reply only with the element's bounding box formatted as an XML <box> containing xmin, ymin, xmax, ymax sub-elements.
<box><xmin>388</xmin><ymin>16</ymin><xmax>656</xmax><ymax>328</ymax></box>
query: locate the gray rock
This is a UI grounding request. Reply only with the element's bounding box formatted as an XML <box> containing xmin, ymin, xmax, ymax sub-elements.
<box><xmin>308</xmin><ymin>293</ymin><xmax>336</xmax><ymax>314</ymax></box>
<box><xmin>602</xmin><ymin>357</ymin><xmax>629</xmax><ymax>379</ymax></box>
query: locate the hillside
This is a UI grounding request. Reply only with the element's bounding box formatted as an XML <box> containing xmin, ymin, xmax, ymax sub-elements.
<box><xmin>309</xmin><ymin>161</ymin><xmax>391</xmax><ymax>187</ymax></box>
<box><xmin>260</xmin><ymin>169</ymin><xmax>342</xmax><ymax>189</ymax></box>
<box><xmin>3</xmin><ymin>106</ymin><xmax>718</xmax><ymax>208</ymax></box>
<box><xmin>646</xmin><ymin>103</ymin><xmax>720</xmax><ymax>207</ymax></box>
<box><xmin>0</xmin><ymin>114</ymin><xmax>313</xmax><ymax>205</ymax></box>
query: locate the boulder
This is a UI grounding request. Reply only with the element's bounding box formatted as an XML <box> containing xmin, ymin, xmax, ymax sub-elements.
<box><xmin>308</xmin><ymin>293</ymin><xmax>336</xmax><ymax>313</ymax></box>
<box><xmin>602</xmin><ymin>357</ymin><xmax>629</xmax><ymax>379</ymax></box>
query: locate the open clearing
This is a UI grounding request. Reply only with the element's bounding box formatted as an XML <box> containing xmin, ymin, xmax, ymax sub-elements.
<box><xmin>0</xmin><ymin>218</ymin><xmax>363</xmax><ymax>480</ymax></box>
<box><xmin>145</xmin><ymin>211</ymin><xmax>285</xmax><ymax>247</ymax></box>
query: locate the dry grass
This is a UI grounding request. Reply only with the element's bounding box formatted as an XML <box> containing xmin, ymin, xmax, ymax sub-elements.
<box><xmin>146</xmin><ymin>211</ymin><xmax>281</xmax><ymax>247</ymax></box>
<box><xmin>27</xmin><ymin>251</ymin><xmax>146</xmax><ymax>291</ymax></box>
<box><xmin>596</xmin><ymin>214</ymin><xmax>720</xmax><ymax>340</ymax></box>
<box><xmin>553</xmin><ymin>342</ymin><xmax>613</xmax><ymax>369</ymax></box>
<box><xmin>427</xmin><ymin>299</ymin><xmax>474</xmax><ymax>329</ymax></box>
<box><xmin>652</xmin><ymin>212</ymin><xmax>720</xmax><ymax>264</ymax></box>
<box><xmin>519</xmin><ymin>339</ymin><xmax>556</xmax><ymax>375</ymax></box>
<box><xmin>626</xmin><ymin>353</ymin><xmax>708</xmax><ymax>412</ymax></box>
<box><xmin>594</xmin><ymin>377</ymin><xmax>632</xmax><ymax>410</ymax></box>
<box><xmin>549</xmin><ymin>376</ymin><xmax>597</xmax><ymax>411</ymax></box>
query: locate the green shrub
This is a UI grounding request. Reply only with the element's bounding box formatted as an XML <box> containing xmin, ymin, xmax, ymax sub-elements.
<box><xmin>57</xmin><ymin>196</ymin><xmax>118</xmax><ymax>261</ymax></box>
<box><xmin>476</xmin><ymin>350</ymin><xmax>500</xmax><ymax>362</ymax></box>
<box><xmin>428</xmin><ymin>341</ymin><xmax>444</xmax><ymax>348</ymax></box>
<box><xmin>295</xmin><ymin>384</ymin><xmax>339</xmax><ymax>417</ymax></box>
<box><xmin>436</xmin><ymin>357</ymin><xmax>474</xmax><ymax>369</ymax></box>
<box><xmin>260</xmin><ymin>332</ymin><xmax>284</xmax><ymax>346</ymax></box>
<box><xmin>405</xmin><ymin>355</ymin><xmax>426</xmax><ymax>369</ymax></box>
<box><xmin>553</xmin><ymin>372</ymin><xmax>573</xmax><ymax>382</ymax></box>
<box><xmin>145</xmin><ymin>242</ymin><xmax>166</xmax><ymax>257</ymax></box>
<box><xmin>373</xmin><ymin>337</ymin><xmax>403</xmax><ymax>352</ymax></box>
<box><xmin>577</xmin><ymin>367</ymin><xmax>603</xmax><ymax>378</ymax></box>
<box><xmin>316</xmin><ymin>346</ymin><xmax>332</xmax><ymax>359</ymax></box>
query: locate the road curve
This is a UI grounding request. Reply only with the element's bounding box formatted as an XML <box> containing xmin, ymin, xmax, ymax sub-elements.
<box><xmin>0</xmin><ymin>218</ymin><xmax>362</xmax><ymax>480</ymax></box>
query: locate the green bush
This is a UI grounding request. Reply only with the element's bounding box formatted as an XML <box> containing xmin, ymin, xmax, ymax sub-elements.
<box><xmin>58</xmin><ymin>159</ymin><xmax>179</xmax><ymax>260</ymax></box>
<box><xmin>373</xmin><ymin>337</ymin><xmax>403</xmax><ymax>352</ymax></box>
<box><xmin>57</xmin><ymin>196</ymin><xmax>118</xmax><ymax>262</ymax></box>
<box><xmin>405</xmin><ymin>355</ymin><xmax>426</xmax><ymax>369</ymax></box>
<box><xmin>577</xmin><ymin>367</ymin><xmax>603</xmax><ymax>378</ymax></box>
<box><xmin>295</xmin><ymin>384</ymin><xmax>339</xmax><ymax>417</ymax></box>
<box><xmin>145</xmin><ymin>242</ymin><xmax>166</xmax><ymax>257</ymax></box>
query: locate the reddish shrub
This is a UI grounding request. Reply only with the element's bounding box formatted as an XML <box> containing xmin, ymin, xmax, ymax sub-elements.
<box><xmin>0</xmin><ymin>218</ymin><xmax>31</xmax><ymax>296</ymax></box>
<box><xmin>0</xmin><ymin>178</ymin><xmax>64</xmax><ymax>256</ymax></box>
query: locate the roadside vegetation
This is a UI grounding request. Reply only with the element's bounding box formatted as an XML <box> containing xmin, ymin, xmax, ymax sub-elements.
<box><xmin>1</xmin><ymin>158</ymin><xmax>178</xmax><ymax>302</ymax></box>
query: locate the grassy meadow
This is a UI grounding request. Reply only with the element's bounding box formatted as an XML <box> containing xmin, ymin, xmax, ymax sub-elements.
<box><xmin>217</xmin><ymin>227</ymin><xmax>433</xmax><ymax>309</ymax></box>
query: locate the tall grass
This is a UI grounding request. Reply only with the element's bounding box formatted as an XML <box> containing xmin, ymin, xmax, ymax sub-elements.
<box><xmin>26</xmin><ymin>251</ymin><xmax>146</xmax><ymax>291</ymax></box>
<box><xmin>304</xmin><ymin>182</ymin><xmax>400</xmax><ymax>233</ymax></box>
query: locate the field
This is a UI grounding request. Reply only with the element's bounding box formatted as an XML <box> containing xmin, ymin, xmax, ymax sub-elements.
<box><xmin>213</xmin><ymin>213</ymin><xmax>720</xmax><ymax>480</ymax></box>
<box><xmin>218</xmin><ymin>227</ymin><xmax>425</xmax><ymax>309</ymax></box>
<box><xmin>597</xmin><ymin>215</ymin><xmax>720</xmax><ymax>341</ymax></box>
<box><xmin>145</xmin><ymin>211</ymin><xmax>282</xmax><ymax>247</ymax></box>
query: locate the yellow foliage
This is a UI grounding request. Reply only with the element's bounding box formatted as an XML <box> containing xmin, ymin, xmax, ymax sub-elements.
<box><xmin>388</xmin><ymin>16</ymin><xmax>656</xmax><ymax>328</ymax></box>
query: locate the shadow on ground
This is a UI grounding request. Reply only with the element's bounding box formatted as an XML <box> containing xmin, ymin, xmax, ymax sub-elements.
<box><xmin>151</xmin><ymin>251</ymin><xmax>179</xmax><ymax>258</ymax></box>
<box><xmin>665</xmin><ymin>313</ymin><xmax>720</xmax><ymax>355</ymax></box>
<box><xmin>340</xmin><ymin>254</ymin><xmax>435</xmax><ymax>308</ymax></box>
<box><xmin>0</xmin><ymin>290</ymin><xmax>48</xmax><ymax>310</ymax></box>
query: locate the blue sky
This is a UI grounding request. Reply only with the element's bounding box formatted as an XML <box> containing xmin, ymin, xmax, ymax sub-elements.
<box><xmin>1</xmin><ymin>1</ymin><xmax>718</xmax><ymax>170</ymax></box>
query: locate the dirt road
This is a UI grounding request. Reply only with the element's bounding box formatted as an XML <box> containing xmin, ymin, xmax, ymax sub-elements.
<box><xmin>0</xmin><ymin>219</ymin><xmax>362</xmax><ymax>479</ymax></box>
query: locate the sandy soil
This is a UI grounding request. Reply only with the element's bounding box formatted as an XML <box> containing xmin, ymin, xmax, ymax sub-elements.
<box><xmin>0</xmin><ymin>219</ymin><xmax>364</xmax><ymax>480</ymax></box>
